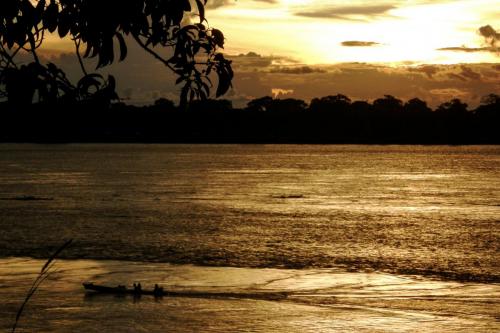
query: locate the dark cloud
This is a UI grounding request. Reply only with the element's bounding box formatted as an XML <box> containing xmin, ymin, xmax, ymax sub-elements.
<box><xmin>33</xmin><ymin>44</ymin><xmax>499</xmax><ymax>109</ymax></box>
<box><xmin>269</xmin><ymin>66</ymin><xmax>327</xmax><ymax>74</ymax></box>
<box><xmin>479</xmin><ymin>25</ymin><xmax>500</xmax><ymax>44</ymax></box>
<box><xmin>438</xmin><ymin>25</ymin><xmax>499</xmax><ymax>54</ymax></box>
<box><xmin>228</xmin><ymin>52</ymin><xmax>298</xmax><ymax>70</ymax></box>
<box><xmin>205</xmin><ymin>0</ymin><xmax>234</xmax><ymax>9</ymax></box>
<box><xmin>322</xmin><ymin>4</ymin><xmax>396</xmax><ymax>15</ymax></box>
<box><xmin>205</xmin><ymin>0</ymin><xmax>277</xmax><ymax>9</ymax></box>
<box><xmin>230</xmin><ymin>52</ymin><xmax>274</xmax><ymax>68</ymax></box>
<box><xmin>229</xmin><ymin>61</ymin><xmax>499</xmax><ymax>108</ymax></box>
<box><xmin>459</xmin><ymin>65</ymin><xmax>482</xmax><ymax>80</ymax></box>
<box><xmin>478</xmin><ymin>25</ymin><xmax>500</xmax><ymax>54</ymax></box>
<box><xmin>407</xmin><ymin>65</ymin><xmax>440</xmax><ymax>79</ymax></box>
<box><xmin>437</xmin><ymin>46</ymin><xmax>493</xmax><ymax>53</ymax></box>
<box><xmin>341</xmin><ymin>41</ymin><xmax>380</xmax><ymax>47</ymax></box>
<box><xmin>482</xmin><ymin>70</ymin><xmax>499</xmax><ymax>79</ymax></box>
<box><xmin>295</xmin><ymin>5</ymin><xmax>396</xmax><ymax>20</ymax></box>
<box><xmin>408</xmin><ymin>64</ymin><xmax>484</xmax><ymax>82</ymax></box>
<box><xmin>447</xmin><ymin>73</ymin><xmax>467</xmax><ymax>82</ymax></box>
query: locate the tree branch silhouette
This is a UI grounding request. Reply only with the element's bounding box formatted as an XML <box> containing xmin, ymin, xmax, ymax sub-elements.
<box><xmin>131</xmin><ymin>34</ymin><xmax>176</xmax><ymax>73</ymax></box>
<box><xmin>0</xmin><ymin>1</ymin><xmax>232</xmax><ymax>106</ymax></box>
<box><xmin>74</xmin><ymin>40</ymin><xmax>88</xmax><ymax>76</ymax></box>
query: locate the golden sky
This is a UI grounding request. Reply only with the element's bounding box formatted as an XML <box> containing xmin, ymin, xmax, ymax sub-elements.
<box><xmin>208</xmin><ymin>0</ymin><xmax>499</xmax><ymax>65</ymax></box>
<box><xmin>38</xmin><ymin>0</ymin><xmax>499</xmax><ymax>107</ymax></box>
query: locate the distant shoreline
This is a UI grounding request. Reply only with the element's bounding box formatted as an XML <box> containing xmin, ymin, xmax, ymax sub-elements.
<box><xmin>1</xmin><ymin>142</ymin><xmax>499</xmax><ymax>145</ymax></box>
<box><xmin>1</xmin><ymin>99</ymin><xmax>498</xmax><ymax>144</ymax></box>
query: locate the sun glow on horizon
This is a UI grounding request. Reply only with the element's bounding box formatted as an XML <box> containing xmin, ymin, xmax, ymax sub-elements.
<box><xmin>210</xmin><ymin>0</ymin><xmax>499</xmax><ymax>66</ymax></box>
<box><xmin>34</xmin><ymin>1</ymin><xmax>500</xmax><ymax>67</ymax></box>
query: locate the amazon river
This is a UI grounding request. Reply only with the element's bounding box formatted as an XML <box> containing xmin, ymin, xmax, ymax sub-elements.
<box><xmin>0</xmin><ymin>144</ymin><xmax>498</xmax><ymax>331</ymax></box>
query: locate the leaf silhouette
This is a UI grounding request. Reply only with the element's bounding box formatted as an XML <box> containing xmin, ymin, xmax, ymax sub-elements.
<box><xmin>43</xmin><ymin>2</ymin><xmax>58</xmax><ymax>33</ymax></box>
<box><xmin>115</xmin><ymin>33</ymin><xmax>128</xmax><ymax>62</ymax></box>
<box><xmin>1</xmin><ymin>0</ymin><xmax>233</xmax><ymax>105</ymax></box>
<box><xmin>211</xmin><ymin>29</ymin><xmax>225</xmax><ymax>48</ymax></box>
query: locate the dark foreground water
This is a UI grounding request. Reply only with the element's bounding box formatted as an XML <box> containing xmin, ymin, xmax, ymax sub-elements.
<box><xmin>0</xmin><ymin>144</ymin><xmax>499</xmax><ymax>332</ymax></box>
<box><xmin>1</xmin><ymin>258</ymin><xmax>499</xmax><ymax>332</ymax></box>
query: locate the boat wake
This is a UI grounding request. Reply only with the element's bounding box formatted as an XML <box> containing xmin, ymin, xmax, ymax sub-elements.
<box><xmin>1</xmin><ymin>258</ymin><xmax>499</xmax><ymax>332</ymax></box>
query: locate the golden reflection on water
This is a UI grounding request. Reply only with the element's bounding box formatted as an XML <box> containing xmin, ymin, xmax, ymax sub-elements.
<box><xmin>0</xmin><ymin>145</ymin><xmax>498</xmax><ymax>282</ymax></box>
<box><xmin>1</xmin><ymin>258</ymin><xmax>499</xmax><ymax>332</ymax></box>
<box><xmin>0</xmin><ymin>145</ymin><xmax>499</xmax><ymax>331</ymax></box>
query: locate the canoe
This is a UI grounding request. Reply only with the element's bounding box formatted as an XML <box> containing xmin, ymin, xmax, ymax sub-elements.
<box><xmin>82</xmin><ymin>282</ymin><xmax>288</xmax><ymax>300</ymax></box>
<box><xmin>83</xmin><ymin>282</ymin><xmax>166</xmax><ymax>296</ymax></box>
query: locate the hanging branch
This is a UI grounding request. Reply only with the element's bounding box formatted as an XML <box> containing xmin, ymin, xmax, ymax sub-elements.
<box><xmin>131</xmin><ymin>34</ymin><xmax>176</xmax><ymax>73</ymax></box>
<box><xmin>74</xmin><ymin>40</ymin><xmax>88</xmax><ymax>76</ymax></box>
<box><xmin>0</xmin><ymin>0</ymin><xmax>233</xmax><ymax>105</ymax></box>
<box><xmin>27</xmin><ymin>32</ymin><xmax>41</xmax><ymax>65</ymax></box>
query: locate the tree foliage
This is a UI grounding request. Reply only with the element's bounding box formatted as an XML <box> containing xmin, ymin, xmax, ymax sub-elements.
<box><xmin>404</xmin><ymin>98</ymin><xmax>431</xmax><ymax>113</ymax></box>
<box><xmin>436</xmin><ymin>98</ymin><xmax>468</xmax><ymax>115</ymax></box>
<box><xmin>0</xmin><ymin>0</ymin><xmax>233</xmax><ymax>106</ymax></box>
<box><xmin>310</xmin><ymin>94</ymin><xmax>351</xmax><ymax>113</ymax></box>
<box><xmin>1</xmin><ymin>93</ymin><xmax>498</xmax><ymax>143</ymax></box>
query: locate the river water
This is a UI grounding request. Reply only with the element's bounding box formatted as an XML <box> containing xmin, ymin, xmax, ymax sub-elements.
<box><xmin>0</xmin><ymin>144</ymin><xmax>499</xmax><ymax>331</ymax></box>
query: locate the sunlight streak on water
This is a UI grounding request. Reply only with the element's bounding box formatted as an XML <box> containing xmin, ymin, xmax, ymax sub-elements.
<box><xmin>0</xmin><ymin>258</ymin><xmax>498</xmax><ymax>332</ymax></box>
<box><xmin>0</xmin><ymin>145</ymin><xmax>498</xmax><ymax>282</ymax></box>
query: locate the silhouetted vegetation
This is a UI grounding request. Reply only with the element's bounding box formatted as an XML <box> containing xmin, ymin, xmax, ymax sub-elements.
<box><xmin>12</xmin><ymin>239</ymin><xmax>72</xmax><ymax>333</ymax></box>
<box><xmin>0</xmin><ymin>93</ymin><xmax>498</xmax><ymax>144</ymax></box>
<box><xmin>0</xmin><ymin>0</ymin><xmax>233</xmax><ymax>108</ymax></box>
<box><xmin>1</xmin><ymin>3</ymin><xmax>494</xmax><ymax>144</ymax></box>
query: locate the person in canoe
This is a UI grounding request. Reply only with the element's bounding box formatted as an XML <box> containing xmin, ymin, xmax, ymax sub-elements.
<box><xmin>133</xmin><ymin>283</ymin><xmax>142</xmax><ymax>294</ymax></box>
<box><xmin>153</xmin><ymin>284</ymin><xmax>164</xmax><ymax>296</ymax></box>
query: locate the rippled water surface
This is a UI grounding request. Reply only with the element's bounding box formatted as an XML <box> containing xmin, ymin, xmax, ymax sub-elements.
<box><xmin>0</xmin><ymin>144</ymin><xmax>499</xmax><ymax>282</ymax></box>
<box><xmin>1</xmin><ymin>258</ymin><xmax>499</xmax><ymax>332</ymax></box>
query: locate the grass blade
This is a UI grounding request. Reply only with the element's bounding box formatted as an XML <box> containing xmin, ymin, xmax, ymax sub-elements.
<box><xmin>40</xmin><ymin>239</ymin><xmax>73</xmax><ymax>274</ymax></box>
<box><xmin>12</xmin><ymin>239</ymin><xmax>73</xmax><ymax>333</ymax></box>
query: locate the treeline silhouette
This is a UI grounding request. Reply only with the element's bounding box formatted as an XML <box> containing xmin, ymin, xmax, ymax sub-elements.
<box><xmin>0</xmin><ymin>93</ymin><xmax>498</xmax><ymax>144</ymax></box>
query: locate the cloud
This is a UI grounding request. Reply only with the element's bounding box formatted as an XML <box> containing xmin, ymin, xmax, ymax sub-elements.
<box><xmin>429</xmin><ymin>88</ymin><xmax>469</xmax><ymax>98</ymax></box>
<box><xmin>321</xmin><ymin>4</ymin><xmax>396</xmax><ymax>15</ymax></box>
<box><xmin>269</xmin><ymin>66</ymin><xmax>326</xmax><ymax>74</ymax></box>
<box><xmin>341</xmin><ymin>41</ymin><xmax>381</xmax><ymax>47</ymax></box>
<box><xmin>228</xmin><ymin>52</ymin><xmax>299</xmax><ymax>70</ymax></box>
<box><xmin>459</xmin><ymin>65</ymin><xmax>482</xmax><ymax>80</ymax></box>
<box><xmin>437</xmin><ymin>46</ymin><xmax>494</xmax><ymax>53</ymax></box>
<box><xmin>230</xmin><ymin>52</ymin><xmax>274</xmax><ymax>68</ymax></box>
<box><xmin>229</xmin><ymin>60</ymin><xmax>499</xmax><ymax>108</ymax></box>
<box><xmin>206</xmin><ymin>0</ymin><xmax>277</xmax><ymax>9</ymax></box>
<box><xmin>205</xmin><ymin>0</ymin><xmax>234</xmax><ymax>9</ymax></box>
<box><xmin>437</xmin><ymin>25</ymin><xmax>499</xmax><ymax>54</ymax></box>
<box><xmin>447</xmin><ymin>73</ymin><xmax>467</xmax><ymax>82</ymax></box>
<box><xmin>294</xmin><ymin>4</ymin><xmax>396</xmax><ymax>20</ymax></box>
<box><xmin>479</xmin><ymin>25</ymin><xmax>500</xmax><ymax>44</ymax></box>
<box><xmin>407</xmin><ymin>64</ymin><xmax>484</xmax><ymax>82</ymax></box>
<box><xmin>272</xmin><ymin>88</ymin><xmax>294</xmax><ymax>98</ymax></box>
<box><xmin>29</xmin><ymin>44</ymin><xmax>499</xmax><ymax>109</ymax></box>
<box><xmin>478</xmin><ymin>25</ymin><xmax>500</xmax><ymax>55</ymax></box>
<box><xmin>406</xmin><ymin>65</ymin><xmax>440</xmax><ymax>79</ymax></box>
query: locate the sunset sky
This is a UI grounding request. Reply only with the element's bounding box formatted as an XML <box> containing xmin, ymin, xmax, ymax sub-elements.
<box><xmin>208</xmin><ymin>0</ymin><xmax>499</xmax><ymax>65</ymax></box>
<box><xmin>41</xmin><ymin>0</ymin><xmax>499</xmax><ymax>107</ymax></box>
